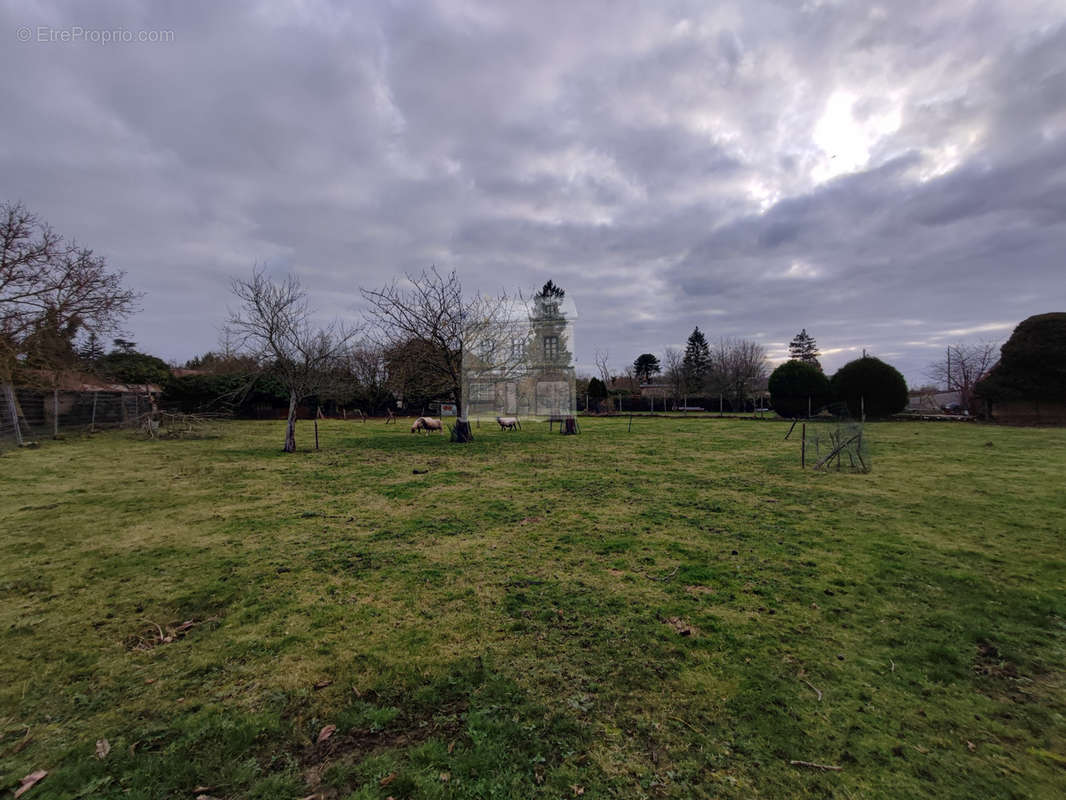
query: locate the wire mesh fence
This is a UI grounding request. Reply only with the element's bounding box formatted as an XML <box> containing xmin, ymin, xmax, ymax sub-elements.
<box><xmin>1</xmin><ymin>386</ymin><xmax>157</xmax><ymax>447</ymax></box>
<box><xmin>803</xmin><ymin>403</ymin><xmax>871</xmax><ymax>473</ymax></box>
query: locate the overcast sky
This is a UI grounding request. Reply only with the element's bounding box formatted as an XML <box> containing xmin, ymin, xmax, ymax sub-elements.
<box><xmin>3</xmin><ymin>0</ymin><xmax>1064</xmax><ymax>385</ymax></box>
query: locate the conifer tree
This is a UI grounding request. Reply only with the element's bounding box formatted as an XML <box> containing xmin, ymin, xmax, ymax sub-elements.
<box><xmin>788</xmin><ymin>328</ymin><xmax>821</xmax><ymax>370</ymax></box>
<box><xmin>633</xmin><ymin>353</ymin><xmax>661</xmax><ymax>382</ymax></box>
<box><xmin>682</xmin><ymin>326</ymin><xmax>711</xmax><ymax>394</ymax></box>
<box><xmin>79</xmin><ymin>332</ymin><xmax>105</xmax><ymax>364</ymax></box>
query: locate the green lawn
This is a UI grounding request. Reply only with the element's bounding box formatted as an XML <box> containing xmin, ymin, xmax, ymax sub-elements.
<box><xmin>2</xmin><ymin>418</ymin><xmax>1065</xmax><ymax>799</ymax></box>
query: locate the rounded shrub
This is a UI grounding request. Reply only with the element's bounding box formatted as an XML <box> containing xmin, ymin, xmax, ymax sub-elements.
<box><xmin>830</xmin><ymin>356</ymin><xmax>908</xmax><ymax>418</ymax></box>
<box><xmin>768</xmin><ymin>360</ymin><xmax>830</xmax><ymax>417</ymax></box>
<box><xmin>976</xmin><ymin>312</ymin><xmax>1066</xmax><ymax>402</ymax></box>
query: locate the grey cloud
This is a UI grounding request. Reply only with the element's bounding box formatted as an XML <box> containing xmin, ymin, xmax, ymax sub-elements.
<box><xmin>0</xmin><ymin>0</ymin><xmax>1063</xmax><ymax>386</ymax></box>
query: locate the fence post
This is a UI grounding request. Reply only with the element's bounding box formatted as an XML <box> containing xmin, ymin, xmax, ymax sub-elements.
<box><xmin>4</xmin><ymin>383</ymin><xmax>24</xmax><ymax>446</ymax></box>
<box><xmin>53</xmin><ymin>388</ymin><xmax>59</xmax><ymax>438</ymax></box>
<box><xmin>90</xmin><ymin>392</ymin><xmax>98</xmax><ymax>432</ymax></box>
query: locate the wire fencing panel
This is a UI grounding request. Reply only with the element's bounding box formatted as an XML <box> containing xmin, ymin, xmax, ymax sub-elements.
<box><xmin>1</xmin><ymin>387</ymin><xmax>156</xmax><ymax>446</ymax></box>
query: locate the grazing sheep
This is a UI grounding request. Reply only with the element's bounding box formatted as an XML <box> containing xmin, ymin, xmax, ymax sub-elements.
<box><xmin>411</xmin><ymin>416</ymin><xmax>443</xmax><ymax>434</ymax></box>
<box><xmin>496</xmin><ymin>416</ymin><xmax>521</xmax><ymax>431</ymax></box>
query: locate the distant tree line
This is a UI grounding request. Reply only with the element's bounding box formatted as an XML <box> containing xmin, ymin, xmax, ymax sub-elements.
<box><xmin>591</xmin><ymin>327</ymin><xmax>772</xmax><ymax>413</ymax></box>
<box><xmin>7</xmin><ymin>202</ymin><xmax>1063</xmax><ymax>450</ymax></box>
<box><xmin>766</xmin><ymin>329</ymin><xmax>910</xmax><ymax>418</ymax></box>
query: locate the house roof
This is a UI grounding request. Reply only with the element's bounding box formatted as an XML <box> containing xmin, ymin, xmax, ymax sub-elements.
<box><xmin>18</xmin><ymin>369</ymin><xmax>162</xmax><ymax>394</ymax></box>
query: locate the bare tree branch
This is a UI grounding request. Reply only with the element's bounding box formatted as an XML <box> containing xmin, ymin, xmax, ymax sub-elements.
<box><xmin>227</xmin><ymin>267</ymin><xmax>357</xmax><ymax>451</ymax></box>
<box><xmin>1</xmin><ymin>201</ymin><xmax>138</xmax><ymax>382</ymax></box>
<box><xmin>926</xmin><ymin>341</ymin><xmax>998</xmax><ymax>414</ymax></box>
<box><xmin>594</xmin><ymin>349</ymin><xmax>612</xmax><ymax>386</ymax></box>
<box><xmin>710</xmin><ymin>337</ymin><xmax>770</xmax><ymax>411</ymax></box>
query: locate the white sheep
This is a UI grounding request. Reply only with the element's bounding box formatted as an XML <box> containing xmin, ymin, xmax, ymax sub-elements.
<box><xmin>411</xmin><ymin>416</ymin><xmax>443</xmax><ymax>434</ymax></box>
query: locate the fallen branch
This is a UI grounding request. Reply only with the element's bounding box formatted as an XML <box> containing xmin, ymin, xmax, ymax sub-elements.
<box><xmin>814</xmin><ymin>434</ymin><xmax>860</xmax><ymax>470</ymax></box>
<box><xmin>646</xmin><ymin>565</ymin><xmax>680</xmax><ymax>582</ymax></box>
<box><xmin>801</xmin><ymin>678</ymin><xmax>823</xmax><ymax>701</ymax></box>
<box><xmin>670</xmin><ymin>716</ymin><xmax>704</xmax><ymax>734</ymax></box>
<box><xmin>790</xmin><ymin>760</ymin><xmax>842</xmax><ymax>771</ymax></box>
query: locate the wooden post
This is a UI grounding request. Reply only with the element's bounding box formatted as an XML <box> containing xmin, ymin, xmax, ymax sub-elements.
<box><xmin>807</xmin><ymin>395</ymin><xmax>811</xmax><ymax>418</ymax></box>
<box><xmin>4</xmin><ymin>383</ymin><xmax>24</xmax><ymax>447</ymax></box>
<box><xmin>719</xmin><ymin>394</ymin><xmax>723</xmax><ymax>416</ymax></box>
<box><xmin>801</xmin><ymin>423</ymin><xmax>806</xmax><ymax>468</ymax></box>
<box><xmin>861</xmin><ymin>395</ymin><xmax>865</xmax><ymax>423</ymax></box>
<box><xmin>53</xmin><ymin>388</ymin><xmax>59</xmax><ymax>438</ymax></box>
<box><xmin>628</xmin><ymin>414</ymin><xmax>633</xmax><ymax>432</ymax></box>
<box><xmin>90</xmin><ymin>391</ymin><xmax>98</xmax><ymax>433</ymax></box>
<box><xmin>314</xmin><ymin>418</ymin><xmax>319</xmax><ymax>450</ymax></box>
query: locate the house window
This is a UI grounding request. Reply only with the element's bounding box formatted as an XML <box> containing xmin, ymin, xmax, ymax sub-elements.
<box><xmin>543</xmin><ymin>335</ymin><xmax>558</xmax><ymax>360</ymax></box>
<box><xmin>510</xmin><ymin>337</ymin><xmax>525</xmax><ymax>359</ymax></box>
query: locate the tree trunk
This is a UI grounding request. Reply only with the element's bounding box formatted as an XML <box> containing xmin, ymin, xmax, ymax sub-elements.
<box><xmin>284</xmin><ymin>391</ymin><xmax>298</xmax><ymax>452</ymax></box>
<box><xmin>451</xmin><ymin>383</ymin><xmax>472</xmax><ymax>443</ymax></box>
<box><xmin>452</xmin><ymin>419</ymin><xmax>474</xmax><ymax>443</ymax></box>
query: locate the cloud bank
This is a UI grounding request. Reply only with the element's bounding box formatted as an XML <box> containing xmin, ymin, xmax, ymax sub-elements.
<box><xmin>3</xmin><ymin>0</ymin><xmax>1064</xmax><ymax>384</ymax></box>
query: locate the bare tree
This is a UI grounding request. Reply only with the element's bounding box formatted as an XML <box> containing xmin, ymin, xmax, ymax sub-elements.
<box><xmin>342</xmin><ymin>341</ymin><xmax>396</xmax><ymax>416</ymax></box>
<box><xmin>926</xmin><ymin>341</ymin><xmax>998</xmax><ymax>414</ymax></box>
<box><xmin>663</xmin><ymin>347</ymin><xmax>684</xmax><ymax>408</ymax></box>
<box><xmin>1</xmin><ymin>202</ymin><xmax>137</xmax><ymax>443</ymax></box>
<box><xmin>710</xmin><ymin>338</ymin><xmax>769</xmax><ymax>412</ymax></box>
<box><xmin>361</xmin><ymin>267</ymin><xmax>514</xmax><ymax>442</ymax></box>
<box><xmin>594</xmin><ymin>349</ymin><xmax>612</xmax><ymax>386</ymax></box>
<box><xmin>228</xmin><ymin>268</ymin><xmax>356</xmax><ymax>452</ymax></box>
<box><xmin>1</xmin><ymin>202</ymin><xmax>137</xmax><ymax>381</ymax></box>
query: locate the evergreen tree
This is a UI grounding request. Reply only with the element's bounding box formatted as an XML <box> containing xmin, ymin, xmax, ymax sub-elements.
<box><xmin>788</xmin><ymin>329</ymin><xmax>821</xmax><ymax>370</ymax></box>
<box><xmin>587</xmin><ymin>376</ymin><xmax>608</xmax><ymax>399</ymax></box>
<box><xmin>830</xmin><ymin>356</ymin><xmax>908</xmax><ymax>418</ymax></box>
<box><xmin>536</xmin><ymin>280</ymin><xmax>565</xmax><ymax>301</ymax></box>
<box><xmin>533</xmin><ymin>280</ymin><xmax>565</xmax><ymax>320</ymax></box>
<box><xmin>768</xmin><ymin>359</ymin><xmax>830</xmax><ymax>417</ymax></box>
<box><xmin>98</xmin><ymin>347</ymin><xmax>172</xmax><ymax>385</ymax></box>
<box><xmin>633</xmin><ymin>353</ymin><xmax>661</xmax><ymax>382</ymax></box>
<box><xmin>79</xmin><ymin>332</ymin><xmax>105</xmax><ymax>364</ymax></box>
<box><xmin>682</xmin><ymin>326</ymin><xmax>711</xmax><ymax>393</ymax></box>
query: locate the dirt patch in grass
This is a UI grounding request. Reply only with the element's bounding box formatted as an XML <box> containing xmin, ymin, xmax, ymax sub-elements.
<box><xmin>664</xmin><ymin>617</ymin><xmax>699</xmax><ymax>636</ymax></box>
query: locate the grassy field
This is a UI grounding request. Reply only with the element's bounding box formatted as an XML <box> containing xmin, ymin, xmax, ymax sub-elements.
<box><xmin>1</xmin><ymin>417</ymin><xmax>1065</xmax><ymax>799</ymax></box>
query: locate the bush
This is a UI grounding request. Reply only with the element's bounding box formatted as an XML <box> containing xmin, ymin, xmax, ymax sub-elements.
<box><xmin>587</xmin><ymin>377</ymin><xmax>608</xmax><ymax>400</ymax></box>
<box><xmin>163</xmin><ymin>373</ymin><xmax>287</xmax><ymax>414</ymax></box>
<box><xmin>976</xmin><ymin>312</ymin><xmax>1066</xmax><ymax>403</ymax></box>
<box><xmin>830</xmin><ymin>356</ymin><xmax>908</xmax><ymax>418</ymax></box>
<box><xmin>97</xmin><ymin>350</ymin><xmax>171</xmax><ymax>385</ymax></box>
<box><xmin>768</xmin><ymin>360</ymin><xmax>830</xmax><ymax>418</ymax></box>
